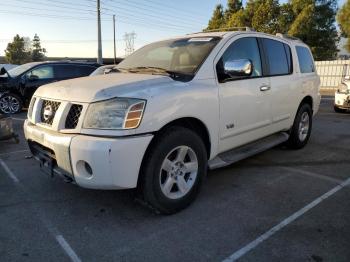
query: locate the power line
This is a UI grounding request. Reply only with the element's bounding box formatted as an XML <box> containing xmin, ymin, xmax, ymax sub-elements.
<box><xmin>101</xmin><ymin>0</ymin><xmax>202</xmax><ymax>24</ymax></box>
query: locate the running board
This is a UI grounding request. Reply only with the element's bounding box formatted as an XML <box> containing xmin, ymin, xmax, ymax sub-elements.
<box><xmin>208</xmin><ymin>132</ymin><xmax>289</xmax><ymax>170</ymax></box>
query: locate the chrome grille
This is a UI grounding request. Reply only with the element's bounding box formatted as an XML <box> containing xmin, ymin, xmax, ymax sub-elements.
<box><xmin>65</xmin><ymin>104</ymin><xmax>83</xmax><ymax>129</ymax></box>
<box><xmin>40</xmin><ymin>100</ymin><xmax>60</xmax><ymax>125</ymax></box>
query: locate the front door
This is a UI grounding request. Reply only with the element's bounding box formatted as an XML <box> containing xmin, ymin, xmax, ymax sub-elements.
<box><xmin>216</xmin><ymin>37</ymin><xmax>272</xmax><ymax>153</ymax></box>
<box><xmin>23</xmin><ymin>65</ymin><xmax>55</xmax><ymax>100</ymax></box>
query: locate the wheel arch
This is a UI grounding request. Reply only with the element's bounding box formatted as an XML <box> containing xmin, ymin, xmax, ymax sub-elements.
<box><xmin>299</xmin><ymin>95</ymin><xmax>313</xmax><ymax>112</ymax></box>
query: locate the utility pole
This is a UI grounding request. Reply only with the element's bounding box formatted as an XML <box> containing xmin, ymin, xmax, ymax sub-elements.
<box><xmin>113</xmin><ymin>15</ymin><xmax>116</xmax><ymax>64</ymax></box>
<box><xmin>124</xmin><ymin>32</ymin><xmax>136</xmax><ymax>57</ymax></box>
<box><xmin>97</xmin><ymin>0</ymin><xmax>103</xmax><ymax>64</ymax></box>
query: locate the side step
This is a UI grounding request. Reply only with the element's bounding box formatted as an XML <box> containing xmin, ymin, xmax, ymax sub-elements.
<box><xmin>208</xmin><ymin>132</ymin><xmax>289</xmax><ymax>170</ymax></box>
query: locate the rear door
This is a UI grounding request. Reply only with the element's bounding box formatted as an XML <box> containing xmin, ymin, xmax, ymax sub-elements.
<box><xmin>260</xmin><ymin>38</ymin><xmax>296</xmax><ymax>131</ymax></box>
<box><xmin>216</xmin><ymin>36</ymin><xmax>272</xmax><ymax>153</ymax></box>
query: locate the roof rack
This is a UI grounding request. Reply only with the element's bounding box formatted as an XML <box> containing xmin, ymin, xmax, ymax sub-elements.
<box><xmin>190</xmin><ymin>27</ymin><xmax>255</xmax><ymax>35</ymax></box>
<box><xmin>275</xmin><ymin>33</ymin><xmax>302</xmax><ymax>42</ymax></box>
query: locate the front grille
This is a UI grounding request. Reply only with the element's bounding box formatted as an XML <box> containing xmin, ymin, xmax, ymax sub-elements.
<box><xmin>40</xmin><ymin>100</ymin><xmax>60</xmax><ymax>125</ymax></box>
<box><xmin>65</xmin><ymin>104</ymin><xmax>83</xmax><ymax>129</ymax></box>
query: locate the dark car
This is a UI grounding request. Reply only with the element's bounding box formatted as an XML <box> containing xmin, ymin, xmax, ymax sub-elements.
<box><xmin>0</xmin><ymin>61</ymin><xmax>100</xmax><ymax>114</ymax></box>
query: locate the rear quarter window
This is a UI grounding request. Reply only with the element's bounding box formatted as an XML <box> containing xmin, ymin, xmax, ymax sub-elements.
<box><xmin>296</xmin><ymin>46</ymin><xmax>315</xmax><ymax>73</ymax></box>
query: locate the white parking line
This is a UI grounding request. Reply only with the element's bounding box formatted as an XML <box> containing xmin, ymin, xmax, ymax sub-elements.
<box><xmin>0</xmin><ymin>158</ymin><xmax>81</xmax><ymax>262</ymax></box>
<box><xmin>281</xmin><ymin>166</ymin><xmax>343</xmax><ymax>185</ymax></box>
<box><xmin>11</xmin><ymin>117</ymin><xmax>26</xmax><ymax>121</ymax></box>
<box><xmin>222</xmin><ymin>176</ymin><xmax>350</xmax><ymax>262</ymax></box>
<box><xmin>0</xmin><ymin>149</ymin><xmax>30</xmax><ymax>157</ymax></box>
<box><xmin>56</xmin><ymin>235</ymin><xmax>82</xmax><ymax>262</ymax></box>
<box><xmin>0</xmin><ymin>158</ymin><xmax>19</xmax><ymax>183</ymax></box>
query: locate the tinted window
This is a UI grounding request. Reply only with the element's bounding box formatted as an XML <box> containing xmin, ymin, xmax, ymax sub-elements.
<box><xmin>76</xmin><ymin>66</ymin><xmax>96</xmax><ymax>76</ymax></box>
<box><xmin>296</xmin><ymin>46</ymin><xmax>315</xmax><ymax>73</ymax></box>
<box><xmin>27</xmin><ymin>66</ymin><xmax>54</xmax><ymax>79</ymax></box>
<box><xmin>55</xmin><ymin>65</ymin><xmax>96</xmax><ymax>79</ymax></box>
<box><xmin>284</xmin><ymin>44</ymin><xmax>293</xmax><ymax>73</ymax></box>
<box><xmin>217</xmin><ymin>37</ymin><xmax>262</xmax><ymax>82</ymax></box>
<box><xmin>263</xmin><ymin>39</ymin><xmax>290</xmax><ymax>76</ymax></box>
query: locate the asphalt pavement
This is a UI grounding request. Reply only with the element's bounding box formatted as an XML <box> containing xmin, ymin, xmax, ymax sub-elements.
<box><xmin>0</xmin><ymin>97</ymin><xmax>349</xmax><ymax>262</ymax></box>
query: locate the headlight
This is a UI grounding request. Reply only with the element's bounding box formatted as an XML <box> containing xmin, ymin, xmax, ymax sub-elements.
<box><xmin>83</xmin><ymin>98</ymin><xmax>146</xmax><ymax>130</ymax></box>
<box><xmin>337</xmin><ymin>83</ymin><xmax>349</xmax><ymax>93</ymax></box>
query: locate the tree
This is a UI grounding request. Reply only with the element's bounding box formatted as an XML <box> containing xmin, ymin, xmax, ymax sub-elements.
<box><xmin>206</xmin><ymin>4</ymin><xmax>225</xmax><ymax>30</ymax></box>
<box><xmin>4</xmin><ymin>34</ymin><xmax>31</xmax><ymax>64</ymax></box>
<box><xmin>225</xmin><ymin>0</ymin><xmax>243</xmax><ymax>21</ymax></box>
<box><xmin>31</xmin><ymin>34</ymin><xmax>46</xmax><ymax>61</ymax></box>
<box><xmin>289</xmin><ymin>0</ymin><xmax>339</xmax><ymax>60</ymax></box>
<box><xmin>251</xmin><ymin>0</ymin><xmax>280</xmax><ymax>34</ymax></box>
<box><xmin>337</xmin><ymin>0</ymin><xmax>350</xmax><ymax>52</ymax></box>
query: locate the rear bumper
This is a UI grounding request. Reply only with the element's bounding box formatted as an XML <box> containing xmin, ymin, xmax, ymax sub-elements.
<box><xmin>335</xmin><ymin>92</ymin><xmax>350</xmax><ymax>109</ymax></box>
<box><xmin>24</xmin><ymin>120</ymin><xmax>153</xmax><ymax>189</ymax></box>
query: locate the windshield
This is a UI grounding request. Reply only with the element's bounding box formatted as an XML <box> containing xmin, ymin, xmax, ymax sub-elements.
<box><xmin>7</xmin><ymin>62</ymin><xmax>39</xmax><ymax>77</ymax></box>
<box><xmin>117</xmin><ymin>37</ymin><xmax>221</xmax><ymax>80</ymax></box>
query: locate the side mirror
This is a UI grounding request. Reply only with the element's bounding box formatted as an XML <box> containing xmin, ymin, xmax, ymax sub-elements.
<box><xmin>224</xmin><ymin>59</ymin><xmax>253</xmax><ymax>78</ymax></box>
<box><xmin>28</xmin><ymin>74</ymin><xmax>39</xmax><ymax>81</ymax></box>
<box><xmin>0</xmin><ymin>67</ymin><xmax>7</xmax><ymax>75</ymax></box>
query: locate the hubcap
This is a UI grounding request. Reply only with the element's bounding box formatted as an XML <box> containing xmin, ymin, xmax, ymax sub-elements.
<box><xmin>298</xmin><ymin>112</ymin><xmax>310</xmax><ymax>142</ymax></box>
<box><xmin>159</xmin><ymin>145</ymin><xmax>198</xmax><ymax>200</ymax></box>
<box><xmin>0</xmin><ymin>95</ymin><xmax>20</xmax><ymax>114</ymax></box>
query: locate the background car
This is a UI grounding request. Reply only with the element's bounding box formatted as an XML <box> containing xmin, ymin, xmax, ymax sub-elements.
<box><xmin>334</xmin><ymin>75</ymin><xmax>350</xmax><ymax>113</ymax></box>
<box><xmin>0</xmin><ymin>61</ymin><xmax>100</xmax><ymax>114</ymax></box>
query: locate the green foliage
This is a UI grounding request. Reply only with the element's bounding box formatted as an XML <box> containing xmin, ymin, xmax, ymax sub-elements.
<box><xmin>225</xmin><ymin>0</ymin><xmax>243</xmax><ymax>21</ymax></box>
<box><xmin>252</xmin><ymin>0</ymin><xmax>280</xmax><ymax>34</ymax></box>
<box><xmin>4</xmin><ymin>35</ymin><xmax>31</xmax><ymax>64</ymax></box>
<box><xmin>4</xmin><ymin>34</ymin><xmax>47</xmax><ymax>64</ymax></box>
<box><xmin>205</xmin><ymin>0</ymin><xmax>340</xmax><ymax>60</ymax></box>
<box><xmin>207</xmin><ymin>4</ymin><xmax>225</xmax><ymax>30</ymax></box>
<box><xmin>337</xmin><ymin>0</ymin><xmax>350</xmax><ymax>52</ymax></box>
<box><xmin>31</xmin><ymin>34</ymin><xmax>46</xmax><ymax>62</ymax></box>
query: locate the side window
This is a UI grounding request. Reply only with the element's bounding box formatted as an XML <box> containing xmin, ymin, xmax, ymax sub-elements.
<box><xmin>296</xmin><ymin>46</ymin><xmax>315</xmax><ymax>73</ymax></box>
<box><xmin>27</xmin><ymin>66</ymin><xmax>54</xmax><ymax>79</ymax></box>
<box><xmin>262</xmin><ymin>38</ymin><xmax>290</xmax><ymax>76</ymax></box>
<box><xmin>217</xmin><ymin>37</ymin><xmax>262</xmax><ymax>82</ymax></box>
<box><xmin>284</xmin><ymin>44</ymin><xmax>293</xmax><ymax>73</ymax></box>
<box><xmin>75</xmin><ymin>66</ymin><xmax>97</xmax><ymax>76</ymax></box>
<box><xmin>54</xmin><ymin>65</ymin><xmax>77</xmax><ymax>78</ymax></box>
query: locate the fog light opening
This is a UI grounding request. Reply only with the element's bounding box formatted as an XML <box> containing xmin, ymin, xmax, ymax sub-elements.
<box><xmin>84</xmin><ymin>162</ymin><xmax>93</xmax><ymax>175</ymax></box>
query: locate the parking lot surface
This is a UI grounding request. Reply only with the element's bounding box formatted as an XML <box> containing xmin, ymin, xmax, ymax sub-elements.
<box><xmin>1</xmin><ymin>98</ymin><xmax>349</xmax><ymax>262</ymax></box>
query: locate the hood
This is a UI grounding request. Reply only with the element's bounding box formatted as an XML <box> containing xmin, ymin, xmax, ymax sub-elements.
<box><xmin>34</xmin><ymin>73</ymin><xmax>177</xmax><ymax>102</ymax></box>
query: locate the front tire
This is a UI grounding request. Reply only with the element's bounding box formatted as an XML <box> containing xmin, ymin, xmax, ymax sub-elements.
<box><xmin>286</xmin><ymin>103</ymin><xmax>312</xmax><ymax>149</ymax></box>
<box><xmin>334</xmin><ymin>105</ymin><xmax>347</xmax><ymax>113</ymax></box>
<box><xmin>139</xmin><ymin>126</ymin><xmax>207</xmax><ymax>214</ymax></box>
<box><xmin>0</xmin><ymin>93</ymin><xmax>23</xmax><ymax>114</ymax></box>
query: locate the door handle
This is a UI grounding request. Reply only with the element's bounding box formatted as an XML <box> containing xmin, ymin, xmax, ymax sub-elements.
<box><xmin>260</xmin><ymin>85</ymin><xmax>271</xmax><ymax>92</ymax></box>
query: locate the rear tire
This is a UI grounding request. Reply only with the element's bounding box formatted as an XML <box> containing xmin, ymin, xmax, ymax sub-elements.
<box><xmin>0</xmin><ymin>93</ymin><xmax>23</xmax><ymax>114</ymax></box>
<box><xmin>139</xmin><ymin>126</ymin><xmax>207</xmax><ymax>214</ymax></box>
<box><xmin>286</xmin><ymin>103</ymin><xmax>312</xmax><ymax>150</ymax></box>
<box><xmin>334</xmin><ymin>105</ymin><xmax>347</xmax><ymax>113</ymax></box>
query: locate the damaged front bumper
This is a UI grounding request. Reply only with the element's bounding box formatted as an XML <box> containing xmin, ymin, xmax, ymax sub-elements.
<box><xmin>335</xmin><ymin>92</ymin><xmax>350</xmax><ymax>109</ymax></box>
<box><xmin>24</xmin><ymin>120</ymin><xmax>153</xmax><ymax>190</ymax></box>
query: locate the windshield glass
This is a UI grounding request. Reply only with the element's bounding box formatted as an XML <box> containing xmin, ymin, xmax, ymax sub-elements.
<box><xmin>117</xmin><ymin>37</ymin><xmax>221</xmax><ymax>78</ymax></box>
<box><xmin>7</xmin><ymin>62</ymin><xmax>39</xmax><ymax>77</ymax></box>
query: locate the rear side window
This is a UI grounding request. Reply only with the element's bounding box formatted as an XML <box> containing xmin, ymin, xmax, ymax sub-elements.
<box><xmin>296</xmin><ymin>46</ymin><xmax>315</xmax><ymax>73</ymax></box>
<box><xmin>55</xmin><ymin>65</ymin><xmax>96</xmax><ymax>79</ymax></box>
<box><xmin>76</xmin><ymin>66</ymin><xmax>96</xmax><ymax>76</ymax></box>
<box><xmin>262</xmin><ymin>38</ymin><xmax>291</xmax><ymax>76</ymax></box>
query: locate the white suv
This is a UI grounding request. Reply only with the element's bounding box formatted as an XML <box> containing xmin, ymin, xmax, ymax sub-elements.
<box><xmin>24</xmin><ymin>30</ymin><xmax>320</xmax><ymax>214</ymax></box>
<box><xmin>334</xmin><ymin>76</ymin><xmax>350</xmax><ymax>112</ymax></box>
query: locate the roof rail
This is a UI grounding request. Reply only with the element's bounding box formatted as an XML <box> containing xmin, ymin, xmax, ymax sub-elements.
<box><xmin>276</xmin><ymin>33</ymin><xmax>302</xmax><ymax>42</ymax></box>
<box><xmin>189</xmin><ymin>27</ymin><xmax>255</xmax><ymax>35</ymax></box>
<box><xmin>203</xmin><ymin>27</ymin><xmax>255</xmax><ymax>33</ymax></box>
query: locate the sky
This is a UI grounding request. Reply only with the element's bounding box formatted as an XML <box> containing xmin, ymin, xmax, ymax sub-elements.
<box><xmin>0</xmin><ymin>0</ymin><xmax>346</xmax><ymax>59</ymax></box>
